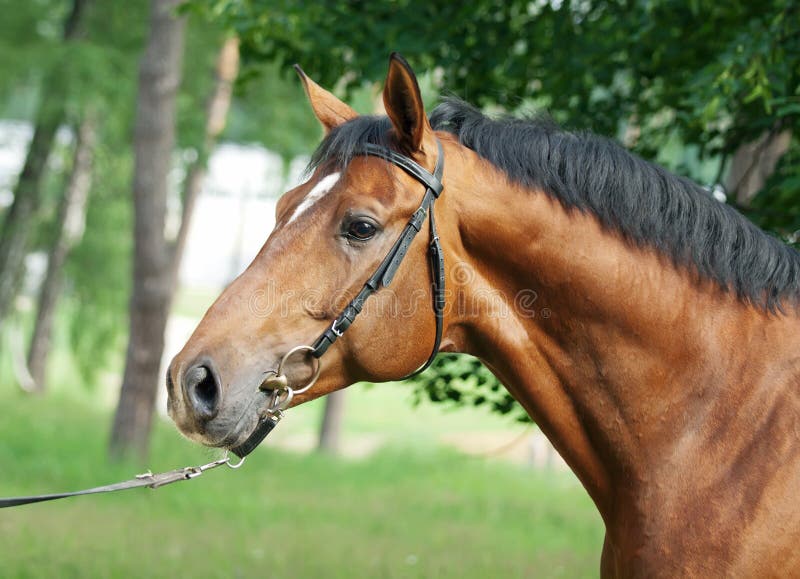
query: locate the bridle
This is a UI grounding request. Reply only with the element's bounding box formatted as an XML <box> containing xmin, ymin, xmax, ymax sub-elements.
<box><xmin>230</xmin><ymin>139</ymin><xmax>446</xmax><ymax>458</ymax></box>
<box><xmin>0</xmin><ymin>139</ymin><xmax>446</xmax><ymax>508</ymax></box>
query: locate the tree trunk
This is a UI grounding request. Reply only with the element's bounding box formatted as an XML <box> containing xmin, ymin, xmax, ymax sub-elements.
<box><xmin>170</xmin><ymin>36</ymin><xmax>239</xmax><ymax>285</ymax></box>
<box><xmin>26</xmin><ymin>115</ymin><xmax>96</xmax><ymax>392</ymax></box>
<box><xmin>318</xmin><ymin>389</ymin><xmax>346</xmax><ymax>454</ymax></box>
<box><xmin>109</xmin><ymin>0</ymin><xmax>187</xmax><ymax>461</ymax></box>
<box><xmin>0</xmin><ymin>0</ymin><xmax>89</xmax><ymax>333</ymax></box>
<box><xmin>109</xmin><ymin>28</ymin><xmax>239</xmax><ymax>461</ymax></box>
<box><xmin>725</xmin><ymin>127</ymin><xmax>793</xmax><ymax>205</ymax></box>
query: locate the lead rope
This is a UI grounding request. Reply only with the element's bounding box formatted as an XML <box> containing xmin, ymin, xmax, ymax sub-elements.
<box><xmin>0</xmin><ymin>452</ymin><xmax>246</xmax><ymax>509</ymax></box>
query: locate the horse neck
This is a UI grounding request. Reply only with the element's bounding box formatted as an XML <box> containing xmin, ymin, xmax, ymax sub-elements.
<box><xmin>441</xmin><ymin>150</ymin><xmax>796</xmax><ymax>521</ymax></box>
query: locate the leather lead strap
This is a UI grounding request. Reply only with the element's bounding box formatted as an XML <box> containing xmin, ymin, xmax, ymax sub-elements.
<box><xmin>310</xmin><ymin>140</ymin><xmax>445</xmax><ymax>377</ymax></box>
<box><xmin>0</xmin><ymin>456</ymin><xmax>237</xmax><ymax>508</ymax></box>
<box><xmin>0</xmin><ymin>472</ymin><xmax>188</xmax><ymax>508</ymax></box>
<box><xmin>230</xmin><ymin>413</ymin><xmax>279</xmax><ymax>458</ymax></box>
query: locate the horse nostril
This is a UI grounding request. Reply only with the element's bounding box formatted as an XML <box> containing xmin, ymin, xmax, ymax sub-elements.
<box><xmin>184</xmin><ymin>364</ymin><xmax>220</xmax><ymax>420</ymax></box>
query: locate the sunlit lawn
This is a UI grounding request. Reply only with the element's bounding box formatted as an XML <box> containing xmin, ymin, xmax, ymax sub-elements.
<box><xmin>0</xmin><ymin>385</ymin><xmax>604</xmax><ymax>578</ymax></box>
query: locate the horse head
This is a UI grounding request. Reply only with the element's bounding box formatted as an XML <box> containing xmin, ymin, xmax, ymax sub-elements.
<box><xmin>167</xmin><ymin>54</ymin><xmax>457</xmax><ymax>450</ymax></box>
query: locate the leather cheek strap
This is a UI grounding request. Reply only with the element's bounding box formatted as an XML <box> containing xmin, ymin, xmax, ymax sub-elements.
<box><xmin>310</xmin><ymin>140</ymin><xmax>445</xmax><ymax>371</ymax></box>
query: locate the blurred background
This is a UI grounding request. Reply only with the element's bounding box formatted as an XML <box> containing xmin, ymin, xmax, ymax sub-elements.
<box><xmin>0</xmin><ymin>0</ymin><xmax>797</xmax><ymax>576</ymax></box>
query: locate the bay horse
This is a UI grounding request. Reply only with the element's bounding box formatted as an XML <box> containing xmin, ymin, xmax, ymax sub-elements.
<box><xmin>167</xmin><ymin>54</ymin><xmax>800</xmax><ymax>577</ymax></box>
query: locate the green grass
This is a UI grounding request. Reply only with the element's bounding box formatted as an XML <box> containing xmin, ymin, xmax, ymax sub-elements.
<box><xmin>0</xmin><ymin>387</ymin><xmax>604</xmax><ymax>578</ymax></box>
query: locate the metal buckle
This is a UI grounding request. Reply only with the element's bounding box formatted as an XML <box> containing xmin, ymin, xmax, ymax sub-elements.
<box><xmin>188</xmin><ymin>455</ymin><xmax>238</xmax><ymax>477</ymax></box>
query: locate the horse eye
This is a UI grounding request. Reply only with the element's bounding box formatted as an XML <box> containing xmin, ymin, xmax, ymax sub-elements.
<box><xmin>346</xmin><ymin>220</ymin><xmax>377</xmax><ymax>241</ymax></box>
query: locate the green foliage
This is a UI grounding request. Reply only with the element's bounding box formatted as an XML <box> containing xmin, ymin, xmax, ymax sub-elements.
<box><xmin>1</xmin><ymin>0</ymin><xmax>347</xmax><ymax>387</ymax></box>
<box><xmin>223</xmin><ymin>60</ymin><xmax>323</xmax><ymax>160</ymax></box>
<box><xmin>177</xmin><ymin>16</ymin><xmax>228</xmax><ymax>150</ymax></box>
<box><xmin>65</xmin><ymin>133</ymin><xmax>133</xmax><ymax>383</ymax></box>
<box><xmin>742</xmin><ymin>139</ymin><xmax>800</xmax><ymax>248</ymax></box>
<box><xmin>0</xmin><ymin>0</ymin><xmax>148</xmax><ymax>384</ymax></box>
<box><xmin>192</xmin><ymin>1</ymin><xmax>797</xmax><ymax>148</ymax></box>
<box><xmin>0</xmin><ymin>0</ymin><xmax>69</xmax><ymax>95</ymax></box>
<box><xmin>409</xmin><ymin>354</ymin><xmax>530</xmax><ymax>422</ymax></box>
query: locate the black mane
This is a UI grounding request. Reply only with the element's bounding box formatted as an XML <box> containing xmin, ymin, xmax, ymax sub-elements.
<box><xmin>310</xmin><ymin>97</ymin><xmax>800</xmax><ymax>310</ymax></box>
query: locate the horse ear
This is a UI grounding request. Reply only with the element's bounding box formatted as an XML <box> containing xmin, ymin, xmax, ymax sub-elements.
<box><xmin>383</xmin><ymin>53</ymin><xmax>432</xmax><ymax>153</ymax></box>
<box><xmin>294</xmin><ymin>65</ymin><xmax>357</xmax><ymax>133</ymax></box>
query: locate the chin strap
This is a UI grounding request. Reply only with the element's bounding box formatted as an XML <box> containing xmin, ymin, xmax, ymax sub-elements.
<box><xmin>230</xmin><ymin>410</ymin><xmax>281</xmax><ymax>458</ymax></box>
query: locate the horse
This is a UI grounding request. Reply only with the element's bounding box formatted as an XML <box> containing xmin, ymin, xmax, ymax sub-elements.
<box><xmin>166</xmin><ymin>53</ymin><xmax>800</xmax><ymax>577</ymax></box>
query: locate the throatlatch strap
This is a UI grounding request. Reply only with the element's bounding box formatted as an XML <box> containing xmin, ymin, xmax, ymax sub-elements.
<box><xmin>412</xmin><ymin>205</ymin><xmax>446</xmax><ymax>376</ymax></box>
<box><xmin>311</xmin><ymin>140</ymin><xmax>445</xmax><ymax>365</ymax></box>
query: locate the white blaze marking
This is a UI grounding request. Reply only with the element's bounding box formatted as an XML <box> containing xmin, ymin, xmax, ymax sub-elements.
<box><xmin>286</xmin><ymin>172</ymin><xmax>341</xmax><ymax>225</ymax></box>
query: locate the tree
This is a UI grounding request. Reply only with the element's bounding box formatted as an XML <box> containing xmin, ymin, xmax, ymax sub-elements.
<box><xmin>170</xmin><ymin>36</ymin><xmax>240</xmax><ymax>285</ymax></box>
<box><xmin>109</xmin><ymin>0</ymin><xmax>188</xmax><ymax>459</ymax></box>
<box><xmin>0</xmin><ymin>0</ymin><xmax>89</xmax><ymax>335</ymax></box>
<box><xmin>1</xmin><ymin>0</ymin><xmax>312</xmax><ymax>410</ymax></box>
<box><xmin>109</xmin><ymin>5</ymin><xmax>240</xmax><ymax>459</ymax></box>
<box><xmin>58</xmin><ymin>0</ymin><xmax>230</xmax><ymax>389</ymax></box>
<box><xmin>317</xmin><ymin>390</ymin><xmax>346</xmax><ymax>454</ymax></box>
<box><xmin>26</xmin><ymin>114</ymin><xmax>96</xmax><ymax>391</ymax></box>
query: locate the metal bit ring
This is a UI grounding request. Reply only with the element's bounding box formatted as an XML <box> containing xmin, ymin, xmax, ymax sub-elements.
<box><xmin>276</xmin><ymin>345</ymin><xmax>321</xmax><ymax>395</ymax></box>
<box><xmin>270</xmin><ymin>386</ymin><xmax>294</xmax><ymax>411</ymax></box>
